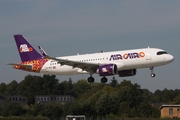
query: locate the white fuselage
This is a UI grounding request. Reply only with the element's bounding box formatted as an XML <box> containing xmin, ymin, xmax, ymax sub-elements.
<box><xmin>40</xmin><ymin>48</ymin><xmax>174</xmax><ymax>76</ymax></box>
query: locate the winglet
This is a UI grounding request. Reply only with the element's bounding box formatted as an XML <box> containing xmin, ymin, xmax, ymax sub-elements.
<box><xmin>38</xmin><ymin>46</ymin><xmax>48</xmax><ymax>57</ymax></box>
<box><xmin>14</xmin><ymin>35</ymin><xmax>42</xmax><ymax>62</ymax></box>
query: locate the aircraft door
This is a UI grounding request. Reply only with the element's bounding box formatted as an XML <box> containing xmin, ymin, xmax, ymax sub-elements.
<box><xmin>146</xmin><ymin>50</ymin><xmax>151</xmax><ymax>60</ymax></box>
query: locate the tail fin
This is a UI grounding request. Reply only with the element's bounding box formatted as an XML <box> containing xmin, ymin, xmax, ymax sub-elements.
<box><xmin>38</xmin><ymin>46</ymin><xmax>48</xmax><ymax>57</ymax></box>
<box><xmin>14</xmin><ymin>34</ymin><xmax>42</xmax><ymax>62</ymax></box>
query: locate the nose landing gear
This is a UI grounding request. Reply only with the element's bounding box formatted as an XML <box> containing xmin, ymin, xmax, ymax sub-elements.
<box><xmin>151</xmin><ymin>73</ymin><xmax>156</xmax><ymax>77</ymax></box>
<box><xmin>150</xmin><ymin>67</ymin><xmax>156</xmax><ymax>77</ymax></box>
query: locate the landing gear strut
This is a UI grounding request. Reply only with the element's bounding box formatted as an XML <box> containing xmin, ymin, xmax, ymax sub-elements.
<box><xmin>87</xmin><ymin>71</ymin><xmax>95</xmax><ymax>83</ymax></box>
<box><xmin>150</xmin><ymin>67</ymin><xmax>156</xmax><ymax>77</ymax></box>
<box><xmin>101</xmin><ymin>76</ymin><xmax>108</xmax><ymax>83</ymax></box>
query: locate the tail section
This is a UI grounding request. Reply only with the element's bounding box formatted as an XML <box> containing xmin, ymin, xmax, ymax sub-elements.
<box><xmin>14</xmin><ymin>34</ymin><xmax>42</xmax><ymax>62</ymax></box>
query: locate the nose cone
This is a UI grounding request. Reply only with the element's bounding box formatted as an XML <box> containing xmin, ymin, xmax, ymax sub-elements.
<box><xmin>167</xmin><ymin>54</ymin><xmax>174</xmax><ymax>63</ymax></box>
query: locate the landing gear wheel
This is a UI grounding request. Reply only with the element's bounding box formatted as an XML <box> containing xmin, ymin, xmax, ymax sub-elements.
<box><xmin>87</xmin><ymin>76</ymin><xmax>95</xmax><ymax>83</ymax></box>
<box><xmin>101</xmin><ymin>77</ymin><xmax>108</xmax><ymax>83</ymax></box>
<box><xmin>151</xmin><ymin>73</ymin><xmax>156</xmax><ymax>77</ymax></box>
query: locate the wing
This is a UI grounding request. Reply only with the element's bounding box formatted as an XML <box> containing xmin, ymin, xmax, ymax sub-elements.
<box><xmin>45</xmin><ymin>56</ymin><xmax>100</xmax><ymax>73</ymax></box>
<box><xmin>8</xmin><ymin>63</ymin><xmax>32</xmax><ymax>69</ymax></box>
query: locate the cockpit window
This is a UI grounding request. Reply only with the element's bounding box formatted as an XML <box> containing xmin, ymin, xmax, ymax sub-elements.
<box><xmin>157</xmin><ymin>51</ymin><xmax>168</xmax><ymax>55</ymax></box>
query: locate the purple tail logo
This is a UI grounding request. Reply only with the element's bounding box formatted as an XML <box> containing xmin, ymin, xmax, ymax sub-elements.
<box><xmin>19</xmin><ymin>44</ymin><xmax>33</xmax><ymax>53</ymax></box>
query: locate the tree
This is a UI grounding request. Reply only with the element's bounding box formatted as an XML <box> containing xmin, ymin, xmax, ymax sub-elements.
<box><xmin>95</xmin><ymin>92</ymin><xmax>121</xmax><ymax>117</ymax></box>
<box><xmin>153</xmin><ymin>88</ymin><xmax>179</xmax><ymax>103</ymax></box>
<box><xmin>118</xmin><ymin>80</ymin><xmax>142</xmax><ymax>108</ymax></box>
<box><xmin>83</xmin><ymin>87</ymin><xmax>103</xmax><ymax>118</ymax></box>
<box><xmin>5</xmin><ymin>80</ymin><xmax>18</xmax><ymax>95</ymax></box>
<box><xmin>58</xmin><ymin>78</ymin><xmax>74</xmax><ymax>95</ymax></box>
<box><xmin>109</xmin><ymin>76</ymin><xmax>118</xmax><ymax>87</ymax></box>
<box><xmin>118</xmin><ymin>102</ymin><xmax>129</xmax><ymax>117</ymax></box>
<box><xmin>32</xmin><ymin>104</ymin><xmax>45</xmax><ymax>116</ymax></box>
<box><xmin>1</xmin><ymin>102</ymin><xmax>25</xmax><ymax>116</ymax></box>
<box><xmin>0</xmin><ymin>74</ymin><xmax>171</xmax><ymax>118</ymax></box>
<box><xmin>172</xmin><ymin>94</ymin><xmax>180</xmax><ymax>104</ymax></box>
<box><xmin>16</xmin><ymin>75</ymin><xmax>44</xmax><ymax>104</ymax></box>
<box><xmin>43</xmin><ymin>103</ymin><xmax>63</xmax><ymax>119</ymax></box>
<box><xmin>16</xmin><ymin>74</ymin><xmax>59</xmax><ymax>104</ymax></box>
<box><xmin>153</xmin><ymin>89</ymin><xmax>162</xmax><ymax>102</ymax></box>
<box><xmin>95</xmin><ymin>93</ymin><xmax>109</xmax><ymax>116</ymax></box>
<box><xmin>0</xmin><ymin>83</ymin><xmax>6</xmax><ymax>95</ymax></box>
<box><xmin>142</xmin><ymin>89</ymin><xmax>154</xmax><ymax>102</ymax></box>
<box><xmin>42</xmin><ymin>75</ymin><xmax>59</xmax><ymax>95</ymax></box>
<box><xmin>73</xmin><ymin>80</ymin><xmax>91</xmax><ymax>97</ymax></box>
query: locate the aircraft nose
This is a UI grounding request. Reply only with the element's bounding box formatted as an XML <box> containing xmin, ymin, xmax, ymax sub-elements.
<box><xmin>167</xmin><ymin>54</ymin><xmax>174</xmax><ymax>63</ymax></box>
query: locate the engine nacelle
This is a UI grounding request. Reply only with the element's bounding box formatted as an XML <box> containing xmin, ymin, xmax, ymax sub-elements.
<box><xmin>98</xmin><ymin>64</ymin><xmax>117</xmax><ymax>76</ymax></box>
<box><xmin>118</xmin><ymin>69</ymin><xmax>137</xmax><ymax>77</ymax></box>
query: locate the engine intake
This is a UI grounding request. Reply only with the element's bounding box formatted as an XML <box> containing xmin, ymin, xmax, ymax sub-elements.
<box><xmin>98</xmin><ymin>64</ymin><xmax>117</xmax><ymax>76</ymax></box>
<box><xmin>118</xmin><ymin>69</ymin><xmax>137</xmax><ymax>77</ymax></box>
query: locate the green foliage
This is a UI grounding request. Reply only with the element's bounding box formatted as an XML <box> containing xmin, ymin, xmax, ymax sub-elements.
<box><xmin>31</xmin><ymin>104</ymin><xmax>45</xmax><ymax>116</ymax></box>
<box><xmin>73</xmin><ymin>80</ymin><xmax>91</xmax><ymax>97</ymax></box>
<box><xmin>1</xmin><ymin>102</ymin><xmax>25</xmax><ymax>117</ymax></box>
<box><xmin>0</xmin><ymin>116</ymin><xmax>49</xmax><ymax>120</ymax></box>
<box><xmin>109</xmin><ymin>76</ymin><xmax>118</xmax><ymax>87</ymax></box>
<box><xmin>154</xmin><ymin>88</ymin><xmax>180</xmax><ymax>103</ymax></box>
<box><xmin>142</xmin><ymin>89</ymin><xmax>154</xmax><ymax>102</ymax></box>
<box><xmin>0</xmin><ymin>83</ymin><xmax>6</xmax><ymax>95</ymax></box>
<box><xmin>59</xmin><ymin>78</ymin><xmax>74</xmax><ymax>95</ymax></box>
<box><xmin>106</xmin><ymin>113</ymin><xmax>121</xmax><ymax>120</ymax></box>
<box><xmin>42</xmin><ymin>102</ymin><xmax>63</xmax><ymax>119</ymax></box>
<box><xmin>1</xmin><ymin>75</ymin><xmax>180</xmax><ymax>118</ymax></box>
<box><xmin>172</xmin><ymin>94</ymin><xmax>180</xmax><ymax>104</ymax></box>
<box><xmin>5</xmin><ymin>80</ymin><xmax>18</xmax><ymax>95</ymax></box>
<box><xmin>15</xmin><ymin>74</ymin><xmax>60</xmax><ymax>104</ymax></box>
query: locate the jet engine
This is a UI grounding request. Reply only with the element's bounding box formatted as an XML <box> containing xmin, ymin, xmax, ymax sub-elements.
<box><xmin>98</xmin><ymin>64</ymin><xmax>117</xmax><ymax>76</ymax></box>
<box><xmin>118</xmin><ymin>69</ymin><xmax>137</xmax><ymax>77</ymax></box>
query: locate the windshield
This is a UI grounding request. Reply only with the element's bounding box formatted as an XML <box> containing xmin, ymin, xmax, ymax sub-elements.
<box><xmin>157</xmin><ymin>51</ymin><xmax>168</xmax><ymax>55</ymax></box>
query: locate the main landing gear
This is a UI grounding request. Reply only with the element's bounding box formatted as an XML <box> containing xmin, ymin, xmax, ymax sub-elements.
<box><xmin>150</xmin><ymin>67</ymin><xmax>156</xmax><ymax>77</ymax></box>
<box><xmin>87</xmin><ymin>76</ymin><xmax>108</xmax><ymax>83</ymax></box>
<box><xmin>87</xmin><ymin>76</ymin><xmax>95</xmax><ymax>83</ymax></box>
<box><xmin>87</xmin><ymin>72</ymin><xmax>95</xmax><ymax>83</ymax></box>
<box><xmin>101</xmin><ymin>76</ymin><xmax>108</xmax><ymax>83</ymax></box>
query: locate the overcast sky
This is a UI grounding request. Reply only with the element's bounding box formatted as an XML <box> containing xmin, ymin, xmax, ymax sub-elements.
<box><xmin>0</xmin><ymin>1</ymin><xmax>179</xmax><ymax>92</ymax></box>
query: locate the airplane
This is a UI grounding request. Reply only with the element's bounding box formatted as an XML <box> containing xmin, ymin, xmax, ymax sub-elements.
<box><xmin>8</xmin><ymin>34</ymin><xmax>174</xmax><ymax>83</ymax></box>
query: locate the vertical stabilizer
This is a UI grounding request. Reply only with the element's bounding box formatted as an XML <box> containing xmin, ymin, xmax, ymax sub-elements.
<box><xmin>14</xmin><ymin>34</ymin><xmax>42</xmax><ymax>62</ymax></box>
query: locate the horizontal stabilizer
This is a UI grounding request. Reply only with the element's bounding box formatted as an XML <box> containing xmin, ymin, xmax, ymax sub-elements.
<box><xmin>8</xmin><ymin>63</ymin><xmax>32</xmax><ymax>69</ymax></box>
